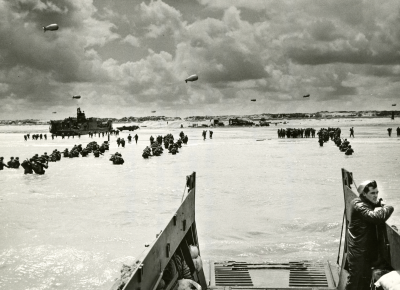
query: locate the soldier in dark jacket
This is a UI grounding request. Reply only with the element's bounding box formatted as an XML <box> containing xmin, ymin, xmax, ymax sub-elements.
<box><xmin>345</xmin><ymin>180</ymin><xmax>394</xmax><ymax>290</ymax></box>
<box><xmin>345</xmin><ymin>145</ymin><xmax>354</xmax><ymax>155</ymax></box>
<box><xmin>13</xmin><ymin>157</ymin><xmax>20</xmax><ymax>168</ymax></box>
<box><xmin>0</xmin><ymin>157</ymin><xmax>9</xmax><ymax>170</ymax></box>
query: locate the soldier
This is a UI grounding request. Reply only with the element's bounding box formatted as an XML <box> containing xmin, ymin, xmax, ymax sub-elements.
<box><xmin>21</xmin><ymin>158</ymin><xmax>33</xmax><ymax>174</ymax></box>
<box><xmin>13</xmin><ymin>157</ymin><xmax>20</xmax><ymax>168</ymax></box>
<box><xmin>32</xmin><ymin>157</ymin><xmax>48</xmax><ymax>175</ymax></box>
<box><xmin>42</xmin><ymin>152</ymin><xmax>49</xmax><ymax>161</ymax></box>
<box><xmin>7</xmin><ymin>157</ymin><xmax>15</xmax><ymax>168</ymax></box>
<box><xmin>0</xmin><ymin>157</ymin><xmax>9</xmax><ymax>170</ymax></box>
<box><xmin>345</xmin><ymin>180</ymin><xmax>394</xmax><ymax>290</ymax></box>
<box><xmin>345</xmin><ymin>145</ymin><xmax>354</xmax><ymax>155</ymax></box>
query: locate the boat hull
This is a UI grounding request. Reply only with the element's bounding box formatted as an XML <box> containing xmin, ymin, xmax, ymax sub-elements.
<box><xmin>116</xmin><ymin>126</ymin><xmax>140</xmax><ymax>131</ymax></box>
<box><xmin>49</xmin><ymin>123</ymin><xmax>112</xmax><ymax>136</ymax></box>
<box><xmin>49</xmin><ymin>108</ymin><xmax>112</xmax><ymax>136</ymax></box>
<box><xmin>111</xmin><ymin>172</ymin><xmax>207</xmax><ymax>290</ymax></box>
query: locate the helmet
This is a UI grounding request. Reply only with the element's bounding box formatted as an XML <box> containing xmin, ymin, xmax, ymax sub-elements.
<box><xmin>357</xmin><ymin>180</ymin><xmax>377</xmax><ymax>195</ymax></box>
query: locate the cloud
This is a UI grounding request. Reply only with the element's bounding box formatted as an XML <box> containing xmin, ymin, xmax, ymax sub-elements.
<box><xmin>0</xmin><ymin>0</ymin><xmax>120</xmax><ymax>81</ymax></box>
<box><xmin>121</xmin><ymin>34</ymin><xmax>140</xmax><ymax>47</ymax></box>
<box><xmin>2</xmin><ymin>0</ymin><xmax>400</xmax><ymax>119</ymax></box>
<box><xmin>139</xmin><ymin>1</ymin><xmax>185</xmax><ymax>38</ymax></box>
<box><xmin>309</xmin><ymin>19</ymin><xmax>343</xmax><ymax>42</ymax></box>
<box><xmin>279</xmin><ymin>0</ymin><xmax>400</xmax><ymax>67</ymax></box>
<box><xmin>0</xmin><ymin>0</ymin><xmax>123</xmax><ymax>118</ymax></box>
<box><xmin>175</xmin><ymin>6</ymin><xmax>269</xmax><ymax>85</ymax></box>
<box><xmin>197</xmin><ymin>0</ymin><xmax>267</xmax><ymax>10</ymax></box>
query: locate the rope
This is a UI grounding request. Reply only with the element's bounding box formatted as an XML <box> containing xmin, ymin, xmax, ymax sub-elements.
<box><xmin>352</xmin><ymin>177</ymin><xmax>358</xmax><ymax>191</ymax></box>
<box><xmin>181</xmin><ymin>183</ymin><xmax>187</xmax><ymax>203</ymax></box>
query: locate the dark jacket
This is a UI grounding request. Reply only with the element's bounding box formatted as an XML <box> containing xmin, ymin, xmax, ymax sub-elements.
<box><xmin>348</xmin><ymin>195</ymin><xmax>394</xmax><ymax>262</ymax></box>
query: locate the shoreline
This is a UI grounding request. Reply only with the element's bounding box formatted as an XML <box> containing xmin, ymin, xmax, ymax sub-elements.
<box><xmin>0</xmin><ymin>115</ymin><xmax>397</xmax><ymax>126</ymax></box>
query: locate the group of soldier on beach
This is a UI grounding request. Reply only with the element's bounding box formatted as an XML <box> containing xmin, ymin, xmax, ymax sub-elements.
<box><xmin>277</xmin><ymin>127</ymin><xmax>317</xmax><ymax>138</ymax></box>
<box><xmin>315</xmin><ymin>127</ymin><xmax>354</xmax><ymax>155</ymax></box>
<box><xmin>142</xmin><ymin>131</ymin><xmax>190</xmax><ymax>158</ymax></box>
<box><xmin>0</xmin><ymin>152</ymin><xmax>50</xmax><ymax>174</ymax></box>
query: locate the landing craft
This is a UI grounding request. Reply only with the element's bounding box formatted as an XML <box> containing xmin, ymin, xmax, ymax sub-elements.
<box><xmin>303</xmin><ymin>94</ymin><xmax>310</xmax><ymax>98</ymax></box>
<box><xmin>185</xmin><ymin>74</ymin><xmax>198</xmax><ymax>83</ymax></box>
<box><xmin>49</xmin><ymin>107</ymin><xmax>112</xmax><ymax>136</ymax></box>
<box><xmin>72</xmin><ymin>95</ymin><xmax>81</xmax><ymax>99</ymax></box>
<box><xmin>43</xmin><ymin>24</ymin><xmax>59</xmax><ymax>32</ymax></box>
<box><xmin>111</xmin><ymin>168</ymin><xmax>400</xmax><ymax>290</ymax></box>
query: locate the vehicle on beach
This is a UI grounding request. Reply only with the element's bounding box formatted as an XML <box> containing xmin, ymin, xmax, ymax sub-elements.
<box><xmin>116</xmin><ymin>125</ymin><xmax>140</xmax><ymax>131</ymax></box>
<box><xmin>111</xmin><ymin>169</ymin><xmax>400</xmax><ymax>290</ymax></box>
<box><xmin>49</xmin><ymin>107</ymin><xmax>112</xmax><ymax>136</ymax></box>
<box><xmin>228</xmin><ymin>118</ymin><xmax>255</xmax><ymax>126</ymax></box>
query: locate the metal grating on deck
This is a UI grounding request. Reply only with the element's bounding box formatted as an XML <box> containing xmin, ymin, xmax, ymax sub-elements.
<box><xmin>289</xmin><ymin>261</ymin><xmax>330</xmax><ymax>288</ymax></box>
<box><xmin>214</xmin><ymin>262</ymin><xmax>253</xmax><ymax>287</ymax></box>
<box><xmin>212</xmin><ymin>261</ymin><xmax>335</xmax><ymax>288</ymax></box>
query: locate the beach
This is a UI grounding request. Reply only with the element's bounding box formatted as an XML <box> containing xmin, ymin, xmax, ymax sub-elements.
<box><xmin>1</xmin><ymin>118</ymin><xmax>400</xmax><ymax>290</ymax></box>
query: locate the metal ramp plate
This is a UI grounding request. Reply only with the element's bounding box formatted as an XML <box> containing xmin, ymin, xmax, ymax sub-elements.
<box><xmin>210</xmin><ymin>261</ymin><xmax>337</xmax><ymax>289</ymax></box>
<box><xmin>214</xmin><ymin>262</ymin><xmax>253</xmax><ymax>287</ymax></box>
<box><xmin>289</xmin><ymin>261</ymin><xmax>332</xmax><ymax>287</ymax></box>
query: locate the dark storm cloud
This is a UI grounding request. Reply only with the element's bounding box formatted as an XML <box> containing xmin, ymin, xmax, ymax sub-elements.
<box><xmin>364</xmin><ymin>65</ymin><xmax>400</xmax><ymax>78</ymax></box>
<box><xmin>7</xmin><ymin>0</ymin><xmax>75</xmax><ymax>30</ymax></box>
<box><xmin>201</xmin><ymin>47</ymin><xmax>268</xmax><ymax>84</ymax></box>
<box><xmin>2</xmin><ymin>0</ymin><xmax>400</xmax><ymax>119</ymax></box>
<box><xmin>327</xmin><ymin>85</ymin><xmax>357</xmax><ymax>97</ymax></box>
<box><xmin>0</xmin><ymin>0</ymin><xmax>119</xmax><ymax>81</ymax></box>
<box><xmin>309</xmin><ymin>20</ymin><xmax>343</xmax><ymax>42</ymax></box>
<box><xmin>282</xmin><ymin>1</ymin><xmax>400</xmax><ymax>67</ymax></box>
<box><xmin>286</xmin><ymin>44</ymin><xmax>400</xmax><ymax>66</ymax></box>
<box><xmin>175</xmin><ymin>7</ymin><xmax>269</xmax><ymax>86</ymax></box>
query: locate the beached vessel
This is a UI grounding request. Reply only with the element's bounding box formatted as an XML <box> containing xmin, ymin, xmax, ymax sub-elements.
<box><xmin>228</xmin><ymin>118</ymin><xmax>255</xmax><ymax>126</ymax></box>
<box><xmin>49</xmin><ymin>108</ymin><xmax>112</xmax><ymax>136</ymax></box>
<box><xmin>111</xmin><ymin>169</ymin><xmax>400</xmax><ymax>290</ymax></box>
<box><xmin>116</xmin><ymin>125</ymin><xmax>140</xmax><ymax>131</ymax></box>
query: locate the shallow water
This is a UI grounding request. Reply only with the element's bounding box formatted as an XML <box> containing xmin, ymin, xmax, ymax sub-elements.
<box><xmin>1</xmin><ymin>118</ymin><xmax>400</xmax><ymax>290</ymax></box>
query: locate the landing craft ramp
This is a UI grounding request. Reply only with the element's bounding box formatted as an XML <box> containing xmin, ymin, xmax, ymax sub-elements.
<box><xmin>209</xmin><ymin>261</ymin><xmax>337</xmax><ymax>289</ymax></box>
<box><xmin>112</xmin><ymin>169</ymin><xmax>400</xmax><ymax>290</ymax></box>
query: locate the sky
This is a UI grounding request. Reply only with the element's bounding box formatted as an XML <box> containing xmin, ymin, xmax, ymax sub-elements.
<box><xmin>1</xmin><ymin>0</ymin><xmax>400</xmax><ymax>120</ymax></box>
